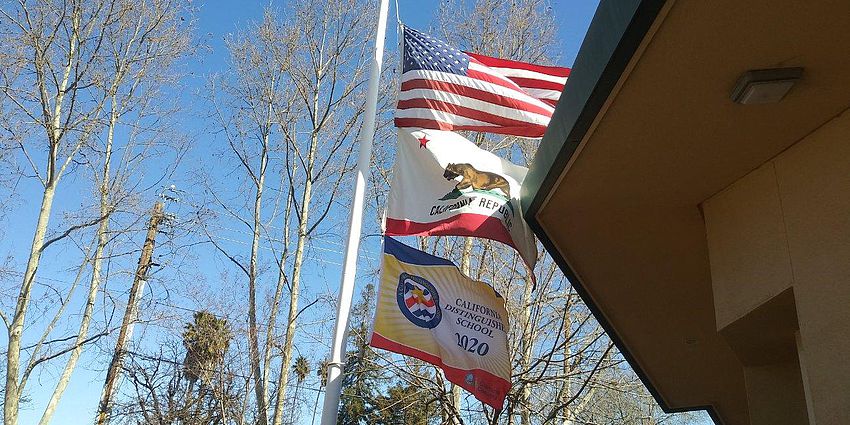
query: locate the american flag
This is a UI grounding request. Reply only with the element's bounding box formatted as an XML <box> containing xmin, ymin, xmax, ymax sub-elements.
<box><xmin>394</xmin><ymin>27</ymin><xmax>570</xmax><ymax>138</ymax></box>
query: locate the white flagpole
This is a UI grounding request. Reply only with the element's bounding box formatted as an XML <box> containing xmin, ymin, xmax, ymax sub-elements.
<box><xmin>319</xmin><ymin>0</ymin><xmax>390</xmax><ymax>423</ymax></box>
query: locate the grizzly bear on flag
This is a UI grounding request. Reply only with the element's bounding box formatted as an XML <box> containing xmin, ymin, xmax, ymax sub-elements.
<box><xmin>443</xmin><ymin>163</ymin><xmax>511</xmax><ymax>198</ymax></box>
<box><xmin>386</xmin><ymin>128</ymin><xmax>538</xmax><ymax>281</ymax></box>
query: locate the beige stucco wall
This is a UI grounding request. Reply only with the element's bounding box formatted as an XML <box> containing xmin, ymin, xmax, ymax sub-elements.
<box><xmin>743</xmin><ymin>361</ymin><xmax>809</xmax><ymax>425</ymax></box>
<box><xmin>704</xmin><ymin>108</ymin><xmax>850</xmax><ymax>425</ymax></box>
<box><xmin>703</xmin><ymin>163</ymin><xmax>794</xmax><ymax>330</ymax></box>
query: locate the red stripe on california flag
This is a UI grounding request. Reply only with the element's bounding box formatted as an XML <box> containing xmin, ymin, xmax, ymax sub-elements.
<box><xmin>400</xmin><ymin>79</ymin><xmax>553</xmax><ymax>118</ymax></box>
<box><xmin>386</xmin><ymin>214</ymin><xmax>515</xmax><ymax>250</ymax></box>
<box><xmin>396</xmin><ymin>98</ymin><xmax>549</xmax><ymax>129</ymax></box>
<box><xmin>466</xmin><ymin>51</ymin><xmax>571</xmax><ymax>77</ymax></box>
<box><xmin>386</xmin><ymin>213</ymin><xmax>539</xmax><ymax>285</ymax></box>
<box><xmin>393</xmin><ymin>118</ymin><xmax>546</xmax><ymax>138</ymax></box>
<box><xmin>369</xmin><ymin>331</ymin><xmax>510</xmax><ymax>410</ymax></box>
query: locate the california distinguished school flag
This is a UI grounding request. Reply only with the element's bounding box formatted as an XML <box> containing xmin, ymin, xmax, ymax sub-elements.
<box><xmin>369</xmin><ymin>237</ymin><xmax>511</xmax><ymax>410</ymax></box>
<box><xmin>386</xmin><ymin>128</ymin><xmax>538</xmax><ymax>275</ymax></box>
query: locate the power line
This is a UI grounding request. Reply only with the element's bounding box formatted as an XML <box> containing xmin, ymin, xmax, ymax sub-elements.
<box><xmin>201</xmin><ymin>222</ymin><xmax>378</xmax><ymax>263</ymax></box>
<box><xmin>199</xmin><ymin>232</ymin><xmax>344</xmax><ymax>266</ymax></box>
<box><xmin>123</xmin><ymin>349</ymin><xmax>366</xmax><ymax>397</ymax></box>
<box><xmin>146</xmin><ymin>299</ymin><xmax>333</xmax><ymax>331</ymax></box>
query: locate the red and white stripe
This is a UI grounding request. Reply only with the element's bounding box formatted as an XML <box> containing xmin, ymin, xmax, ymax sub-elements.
<box><xmin>466</xmin><ymin>52</ymin><xmax>570</xmax><ymax>108</ymax></box>
<box><xmin>395</xmin><ymin>54</ymin><xmax>570</xmax><ymax>138</ymax></box>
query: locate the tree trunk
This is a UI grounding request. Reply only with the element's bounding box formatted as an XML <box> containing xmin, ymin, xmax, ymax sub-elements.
<box><xmin>4</xmin><ymin>7</ymin><xmax>79</xmax><ymax>421</ymax></box>
<box><xmin>4</xmin><ymin>181</ymin><xmax>57</xmax><ymax>425</ymax></box>
<box><xmin>272</xmin><ymin>128</ymin><xmax>318</xmax><ymax>425</ymax></box>
<box><xmin>290</xmin><ymin>382</ymin><xmax>302</xmax><ymax>425</ymax></box>
<box><xmin>262</xmin><ymin>184</ymin><xmax>293</xmax><ymax>411</ymax></box>
<box><xmin>559</xmin><ymin>292</ymin><xmax>574</xmax><ymax>425</ymax></box>
<box><xmin>311</xmin><ymin>384</ymin><xmax>322</xmax><ymax>425</ymax></box>
<box><xmin>248</xmin><ymin>132</ymin><xmax>271</xmax><ymax>425</ymax></box>
<box><xmin>39</xmin><ymin>99</ymin><xmax>118</xmax><ymax>425</ymax></box>
<box><xmin>519</xmin><ymin>279</ymin><xmax>534</xmax><ymax>425</ymax></box>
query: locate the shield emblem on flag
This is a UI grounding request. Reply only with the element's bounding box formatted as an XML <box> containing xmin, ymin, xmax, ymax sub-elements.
<box><xmin>396</xmin><ymin>272</ymin><xmax>442</xmax><ymax>329</ymax></box>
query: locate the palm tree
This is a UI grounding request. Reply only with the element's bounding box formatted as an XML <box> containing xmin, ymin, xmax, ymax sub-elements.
<box><xmin>182</xmin><ymin>311</ymin><xmax>232</xmax><ymax>419</ymax></box>
<box><xmin>183</xmin><ymin>311</ymin><xmax>232</xmax><ymax>384</ymax></box>
<box><xmin>289</xmin><ymin>355</ymin><xmax>310</xmax><ymax>424</ymax></box>
<box><xmin>312</xmin><ymin>360</ymin><xmax>329</xmax><ymax>425</ymax></box>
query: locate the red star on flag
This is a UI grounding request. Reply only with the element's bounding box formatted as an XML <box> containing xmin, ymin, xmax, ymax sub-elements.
<box><xmin>417</xmin><ymin>134</ymin><xmax>429</xmax><ymax>149</ymax></box>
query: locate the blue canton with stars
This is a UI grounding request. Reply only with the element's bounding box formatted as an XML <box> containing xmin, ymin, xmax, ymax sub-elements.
<box><xmin>402</xmin><ymin>27</ymin><xmax>470</xmax><ymax>75</ymax></box>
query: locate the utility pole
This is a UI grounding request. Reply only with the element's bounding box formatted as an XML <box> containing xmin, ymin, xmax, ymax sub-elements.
<box><xmin>96</xmin><ymin>201</ymin><xmax>164</xmax><ymax>425</ymax></box>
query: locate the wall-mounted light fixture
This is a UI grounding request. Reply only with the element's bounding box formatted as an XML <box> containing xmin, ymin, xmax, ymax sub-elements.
<box><xmin>730</xmin><ymin>67</ymin><xmax>803</xmax><ymax>104</ymax></box>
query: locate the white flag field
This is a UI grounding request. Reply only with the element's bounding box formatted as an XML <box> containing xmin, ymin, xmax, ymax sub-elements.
<box><xmin>385</xmin><ymin>128</ymin><xmax>538</xmax><ymax>275</ymax></box>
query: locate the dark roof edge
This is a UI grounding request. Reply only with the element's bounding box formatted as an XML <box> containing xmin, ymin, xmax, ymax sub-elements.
<box><xmin>523</xmin><ymin>0</ymin><xmax>663</xmax><ymax>212</ymax></box>
<box><xmin>521</xmin><ymin>0</ymin><xmax>723</xmax><ymax>423</ymax></box>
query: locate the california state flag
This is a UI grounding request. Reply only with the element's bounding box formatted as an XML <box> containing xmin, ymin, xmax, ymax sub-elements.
<box><xmin>386</xmin><ymin>128</ymin><xmax>537</xmax><ymax>275</ymax></box>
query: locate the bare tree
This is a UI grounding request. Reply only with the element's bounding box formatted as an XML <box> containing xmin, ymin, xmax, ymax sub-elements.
<box><xmin>269</xmin><ymin>1</ymin><xmax>374</xmax><ymax>423</ymax></box>
<box><xmin>178</xmin><ymin>3</ymin><xmax>380</xmax><ymax>423</ymax></box>
<box><xmin>200</xmin><ymin>3</ymin><xmax>375</xmax><ymax>423</ymax></box>
<box><xmin>0</xmin><ymin>1</ymin><xmax>190</xmax><ymax>423</ymax></box>
<box><xmin>206</xmin><ymin>10</ymin><xmax>299</xmax><ymax>423</ymax></box>
<box><xmin>437</xmin><ymin>0</ymin><xmax>556</xmax><ymax>63</ymax></box>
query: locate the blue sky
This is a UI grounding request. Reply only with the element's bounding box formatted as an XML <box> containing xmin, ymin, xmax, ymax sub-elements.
<box><xmin>3</xmin><ymin>1</ymin><xmax>695</xmax><ymax>424</ymax></box>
